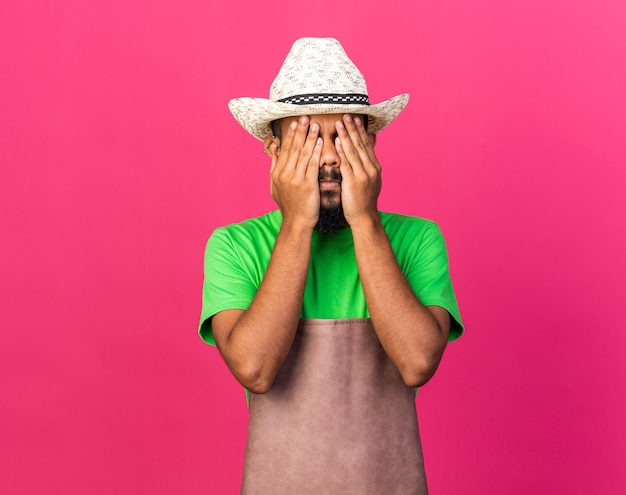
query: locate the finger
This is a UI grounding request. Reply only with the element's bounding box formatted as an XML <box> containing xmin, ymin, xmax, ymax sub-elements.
<box><xmin>353</xmin><ymin>115</ymin><xmax>379</xmax><ymax>169</ymax></box>
<box><xmin>286</xmin><ymin>115</ymin><xmax>310</xmax><ymax>158</ymax></box>
<box><xmin>335</xmin><ymin>119</ymin><xmax>363</xmax><ymax>176</ymax></box>
<box><xmin>306</xmin><ymin>136</ymin><xmax>323</xmax><ymax>183</ymax></box>
<box><xmin>268</xmin><ymin>140</ymin><xmax>280</xmax><ymax>193</ymax></box>
<box><xmin>296</xmin><ymin>121</ymin><xmax>320</xmax><ymax>177</ymax></box>
<box><xmin>274</xmin><ymin>118</ymin><xmax>300</xmax><ymax>174</ymax></box>
<box><xmin>268</xmin><ymin>141</ymin><xmax>279</xmax><ymax>175</ymax></box>
<box><xmin>284</xmin><ymin>116</ymin><xmax>312</xmax><ymax>177</ymax></box>
<box><xmin>341</xmin><ymin>114</ymin><xmax>377</xmax><ymax>172</ymax></box>
<box><xmin>335</xmin><ymin>135</ymin><xmax>354</xmax><ymax>178</ymax></box>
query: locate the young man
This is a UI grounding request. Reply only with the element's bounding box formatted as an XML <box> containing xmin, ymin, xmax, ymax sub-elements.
<box><xmin>199</xmin><ymin>37</ymin><xmax>463</xmax><ymax>494</ymax></box>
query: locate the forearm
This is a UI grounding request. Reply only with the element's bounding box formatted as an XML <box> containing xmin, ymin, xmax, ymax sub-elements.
<box><xmin>215</xmin><ymin>117</ymin><xmax>324</xmax><ymax>393</ymax></box>
<box><xmin>351</xmin><ymin>215</ymin><xmax>449</xmax><ymax>387</ymax></box>
<box><xmin>217</xmin><ymin>221</ymin><xmax>313</xmax><ymax>393</ymax></box>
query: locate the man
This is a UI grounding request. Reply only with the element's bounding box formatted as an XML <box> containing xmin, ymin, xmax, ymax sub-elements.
<box><xmin>199</xmin><ymin>38</ymin><xmax>463</xmax><ymax>494</ymax></box>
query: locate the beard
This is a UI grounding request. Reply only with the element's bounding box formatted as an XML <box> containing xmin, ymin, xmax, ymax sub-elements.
<box><xmin>315</xmin><ymin>167</ymin><xmax>348</xmax><ymax>235</ymax></box>
<box><xmin>316</xmin><ymin>197</ymin><xmax>348</xmax><ymax>235</ymax></box>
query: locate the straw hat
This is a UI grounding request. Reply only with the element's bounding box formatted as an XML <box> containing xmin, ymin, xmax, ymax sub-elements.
<box><xmin>228</xmin><ymin>37</ymin><xmax>410</xmax><ymax>141</ymax></box>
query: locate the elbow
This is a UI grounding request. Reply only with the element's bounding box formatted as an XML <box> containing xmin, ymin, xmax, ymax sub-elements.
<box><xmin>236</xmin><ymin>365</ymin><xmax>277</xmax><ymax>395</ymax></box>
<box><xmin>398</xmin><ymin>350</ymin><xmax>445</xmax><ymax>388</ymax></box>
<box><xmin>222</xmin><ymin>345</ymin><xmax>284</xmax><ymax>394</ymax></box>
<box><xmin>245</xmin><ymin>379</ymin><xmax>273</xmax><ymax>395</ymax></box>
<box><xmin>401</xmin><ymin>368</ymin><xmax>436</xmax><ymax>388</ymax></box>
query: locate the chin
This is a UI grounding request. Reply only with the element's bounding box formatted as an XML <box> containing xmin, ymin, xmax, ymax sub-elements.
<box><xmin>320</xmin><ymin>192</ymin><xmax>341</xmax><ymax>209</ymax></box>
<box><xmin>316</xmin><ymin>203</ymin><xmax>348</xmax><ymax>235</ymax></box>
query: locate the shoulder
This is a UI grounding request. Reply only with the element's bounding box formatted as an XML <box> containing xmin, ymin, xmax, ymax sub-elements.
<box><xmin>378</xmin><ymin>211</ymin><xmax>449</xmax><ymax>264</ymax></box>
<box><xmin>213</xmin><ymin>210</ymin><xmax>281</xmax><ymax>237</ymax></box>
<box><xmin>379</xmin><ymin>211</ymin><xmax>442</xmax><ymax>242</ymax></box>
<box><xmin>209</xmin><ymin>211</ymin><xmax>281</xmax><ymax>245</ymax></box>
<box><xmin>205</xmin><ymin>211</ymin><xmax>282</xmax><ymax>265</ymax></box>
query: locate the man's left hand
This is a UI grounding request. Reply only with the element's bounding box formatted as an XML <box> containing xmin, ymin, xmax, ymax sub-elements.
<box><xmin>335</xmin><ymin>114</ymin><xmax>381</xmax><ymax>228</ymax></box>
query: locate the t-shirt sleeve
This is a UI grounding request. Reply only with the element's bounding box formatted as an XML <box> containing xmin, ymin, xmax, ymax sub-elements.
<box><xmin>405</xmin><ymin>222</ymin><xmax>464</xmax><ymax>341</ymax></box>
<box><xmin>198</xmin><ymin>228</ymin><xmax>258</xmax><ymax>346</ymax></box>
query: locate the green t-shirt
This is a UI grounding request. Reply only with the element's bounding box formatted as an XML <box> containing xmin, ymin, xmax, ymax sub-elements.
<box><xmin>199</xmin><ymin>210</ymin><xmax>463</xmax><ymax>345</ymax></box>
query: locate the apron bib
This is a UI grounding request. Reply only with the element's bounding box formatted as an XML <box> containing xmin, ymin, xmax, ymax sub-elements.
<box><xmin>241</xmin><ymin>318</ymin><xmax>428</xmax><ymax>494</ymax></box>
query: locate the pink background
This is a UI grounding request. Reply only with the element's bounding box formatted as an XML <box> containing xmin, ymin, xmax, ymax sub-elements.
<box><xmin>1</xmin><ymin>0</ymin><xmax>625</xmax><ymax>493</ymax></box>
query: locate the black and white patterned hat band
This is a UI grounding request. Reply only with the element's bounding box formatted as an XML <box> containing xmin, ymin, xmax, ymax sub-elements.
<box><xmin>277</xmin><ymin>93</ymin><xmax>371</xmax><ymax>106</ymax></box>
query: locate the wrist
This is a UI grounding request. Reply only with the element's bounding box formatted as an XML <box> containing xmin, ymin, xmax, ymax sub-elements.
<box><xmin>279</xmin><ymin>215</ymin><xmax>316</xmax><ymax>238</ymax></box>
<box><xmin>346</xmin><ymin>210</ymin><xmax>382</xmax><ymax>234</ymax></box>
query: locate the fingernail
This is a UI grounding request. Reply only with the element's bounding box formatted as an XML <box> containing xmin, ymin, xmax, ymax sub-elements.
<box><xmin>311</xmin><ymin>122</ymin><xmax>319</xmax><ymax>132</ymax></box>
<box><xmin>316</xmin><ymin>137</ymin><xmax>322</xmax><ymax>146</ymax></box>
<box><xmin>354</xmin><ymin>116</ymin><xmax>361</xmax><ymax>126</ymax></box>
<box><xmin>337</xmin><ymin>121</ymin><xmax>344</xmax><ymax>129</ymax></box>
<box><xmin>300</xmin><ymin>116</ymin><xmax>308</xmax><ymax>125</ymax></box>
<box><xmin>344</xmin><ymin>114</ymin><xmax>352</xmax><ymax>122</ymax></box>
<box><xmin>290</xmin><ymin>121</ymin><xmax>297</xmax><ymax>131</ymax></box>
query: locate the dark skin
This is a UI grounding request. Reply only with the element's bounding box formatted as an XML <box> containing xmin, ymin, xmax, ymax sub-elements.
<box><xmin>212</xmin><ymin>114</ymin><xmax>450</xmax><ymax>393</ymax></box>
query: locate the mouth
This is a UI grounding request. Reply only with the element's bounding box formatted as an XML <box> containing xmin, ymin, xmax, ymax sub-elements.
<box><xmin>319</xmin><ymin>172</ymin><xmax>341</xmax><ymax>182</ymax></box>
<box><xmin>319</xmin><ymin>180</ymin><xmax>341</xmax><ymax>191</ymax></box>
<box><xmin>319</xmin><ymin>168</ymin><xmax>342</xmax><ymax>191</ymax></box>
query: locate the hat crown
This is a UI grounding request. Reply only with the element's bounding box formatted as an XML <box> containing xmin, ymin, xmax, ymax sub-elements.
<box><xmin>269</xmin><ymin>38</ymin><xmax>369</xmax><ymax>102</ymax></box>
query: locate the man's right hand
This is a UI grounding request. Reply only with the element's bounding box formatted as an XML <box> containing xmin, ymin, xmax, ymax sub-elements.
<box><xmin>267</xmin><ymin>116</ymin><xmax>322</xmax><ymax>231</ymax></box>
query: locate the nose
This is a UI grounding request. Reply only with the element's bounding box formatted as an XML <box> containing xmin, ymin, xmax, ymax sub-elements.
<box><xmin>320</xmin><ymin>137</ymin><xmax>340</xmax><ymax>167</ymax></box>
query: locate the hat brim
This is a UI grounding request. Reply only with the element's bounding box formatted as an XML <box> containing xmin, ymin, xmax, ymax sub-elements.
<box><xmin>228</xmin><ymin>94</ymin><xmax>410</xmax><ymax>141</ymax></box>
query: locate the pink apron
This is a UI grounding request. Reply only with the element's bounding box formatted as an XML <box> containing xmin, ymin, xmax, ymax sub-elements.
<box><xmin>241</xmin><ymin>318</ymin><xmax>428</xmax><ymax>494</ymax></box>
